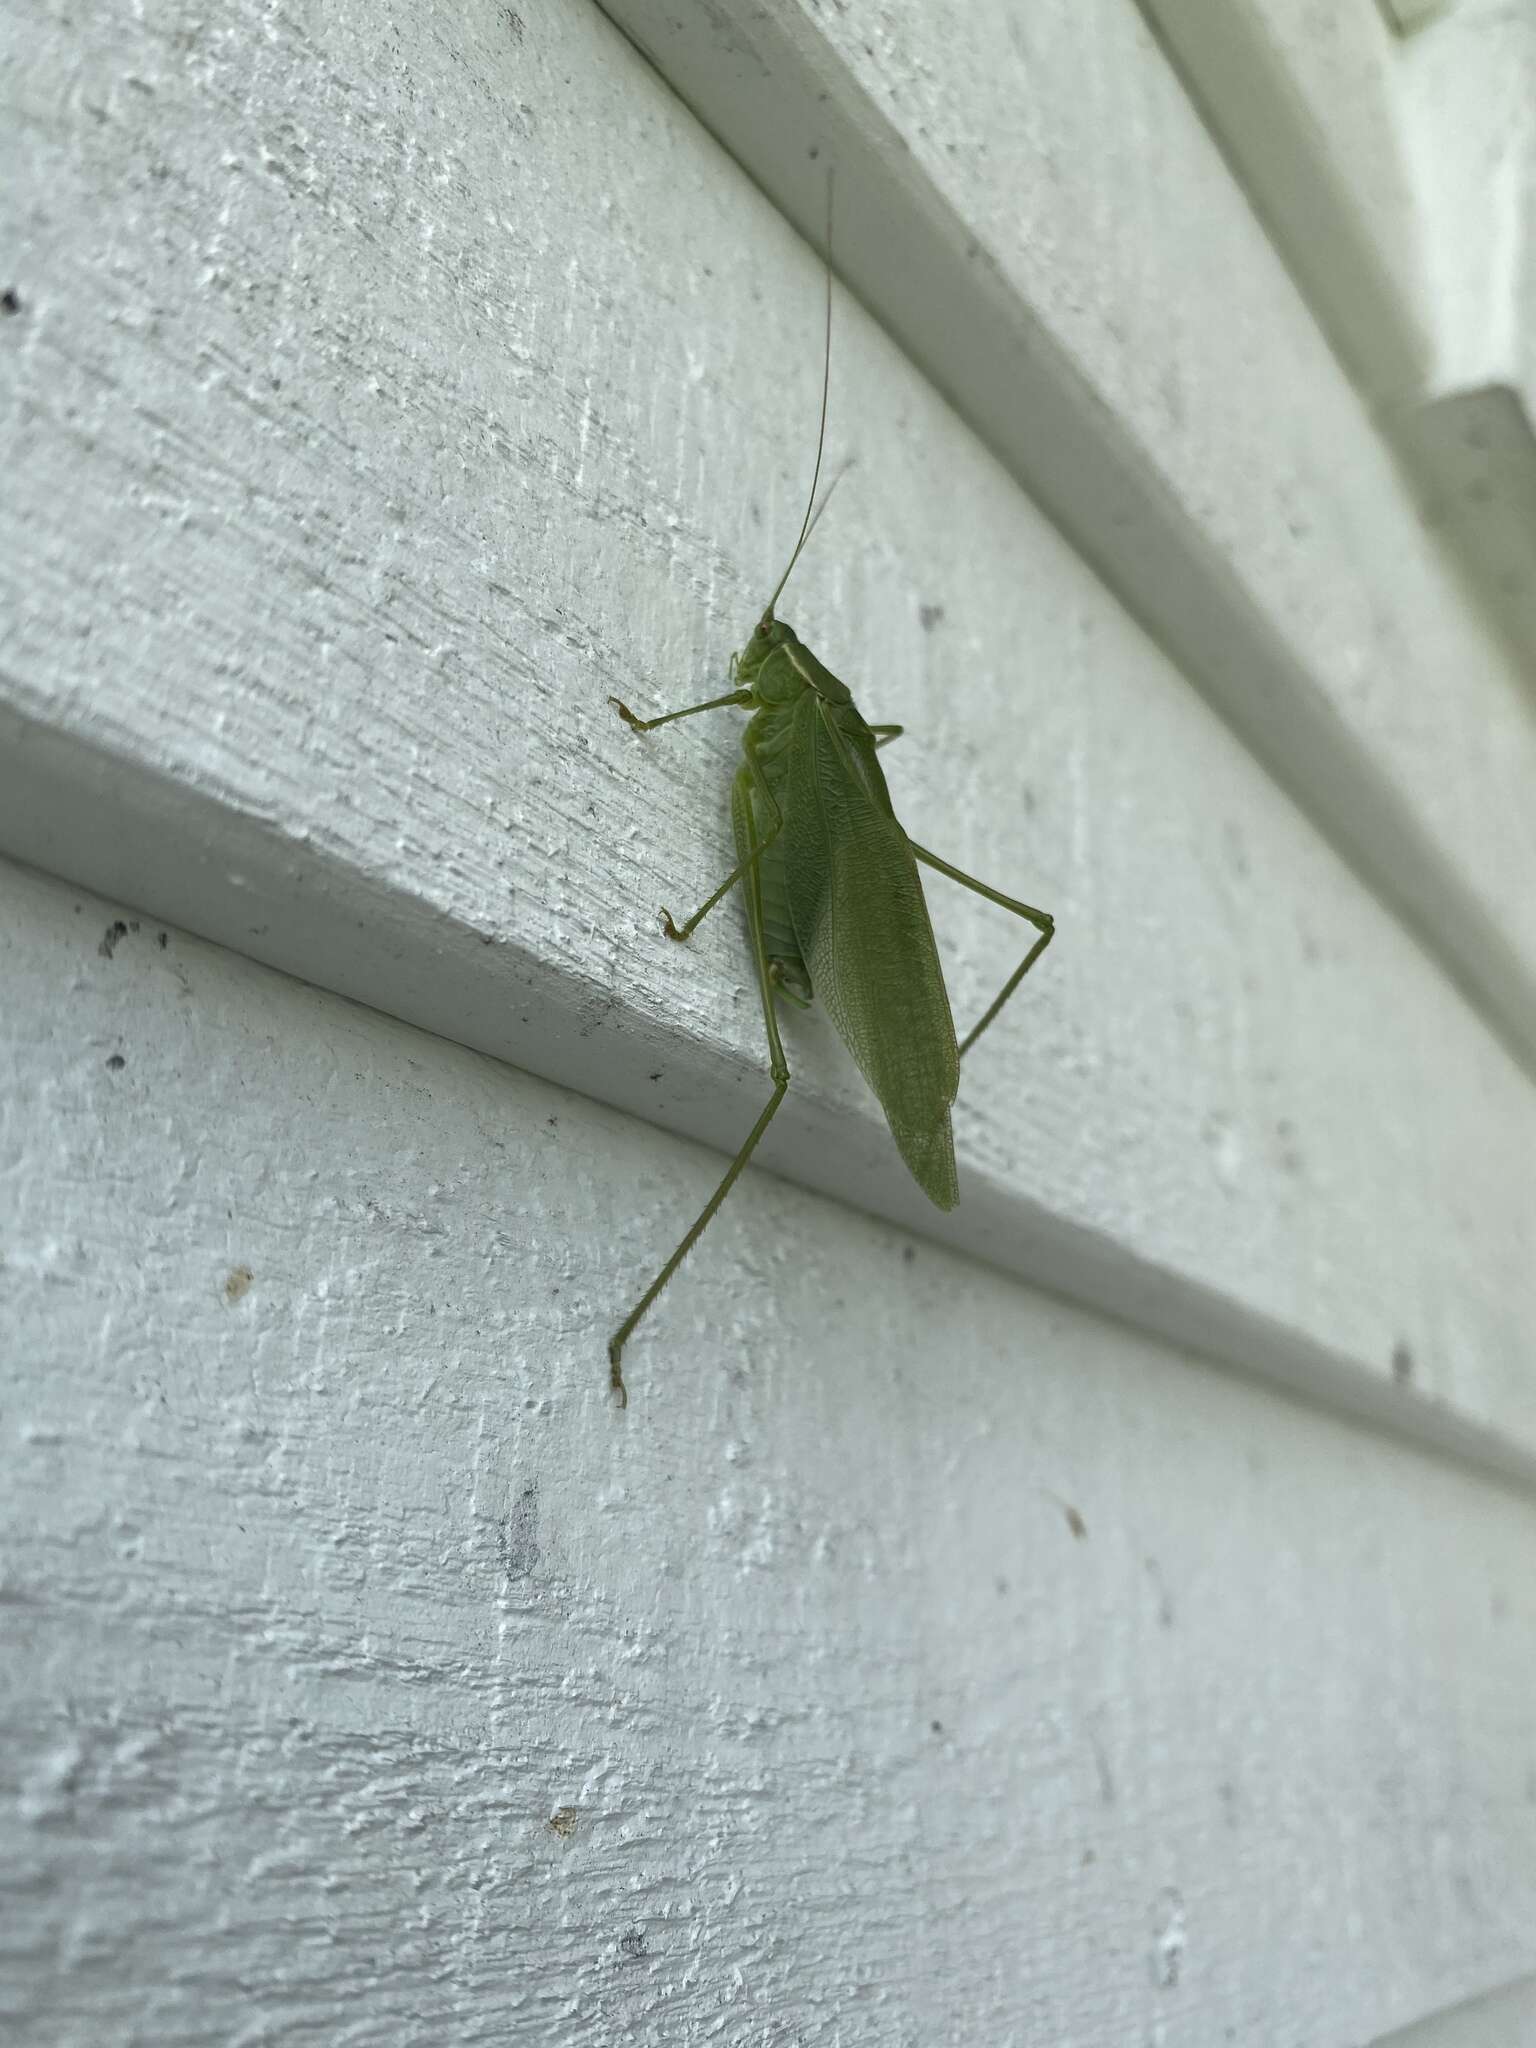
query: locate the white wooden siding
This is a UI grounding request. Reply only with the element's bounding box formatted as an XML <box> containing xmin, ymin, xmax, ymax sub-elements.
<box><xmin>5</xmin><ymin>856</ymin><xmax>1536</xmax><ymax>2045</ymax></box>
<box><xmin>1143</xmin><ymin>0</ymin><xmax>1536</xmax><ymax>678</ymax></box>
<box><xmin>4</xmin><ymin>0</ymin><xmax>1534</xmax><ymax>2041</ymax></box>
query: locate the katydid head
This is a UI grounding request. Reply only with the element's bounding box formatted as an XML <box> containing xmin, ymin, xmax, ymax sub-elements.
<box><xmin>735</xmin><ymin>615</ymin><xmax>852</xmax><ymax>708</ymax></box>
<box><xmin>734</xmin><ymin>614</ymin><xmax>795</xmax><ymax>695</ymax></box>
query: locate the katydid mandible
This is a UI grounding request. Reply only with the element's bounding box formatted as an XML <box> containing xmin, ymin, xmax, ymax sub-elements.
<box><xmin>607</xmin><ymin>203</ymin><xmax>1054</xmax><ymax>1404</ymax></box>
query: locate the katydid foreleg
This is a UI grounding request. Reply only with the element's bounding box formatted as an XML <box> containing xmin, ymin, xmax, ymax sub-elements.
<box><xmin>608</xmin><ymin>762</ymin><xmax>791</xmax><ymax>1404</ymax></box>
<box><xmin>608</xmin><ymin>688</ymin><xmax>753</xmax><ymax>732</ymax></box>
<box><xmin>909</xmin><ymin>843</ymin><xmax>1055</xmax><ymax>1057</ymax></box>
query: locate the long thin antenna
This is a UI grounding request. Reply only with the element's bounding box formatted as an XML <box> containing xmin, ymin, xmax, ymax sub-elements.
<box><xmin>798</xmin><ymin>456</ymin><xmax>855</xmax><ymax>557</ymax></box>
<box><xmin>763</xmin><ymin>171</ymin><xmax>834</xmax><ymax>617</ymax></box>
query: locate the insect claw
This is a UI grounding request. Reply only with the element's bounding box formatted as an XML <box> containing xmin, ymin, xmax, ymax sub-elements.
<box><xmin>608</xmin><ymin>1346</ymin><xmax>628</xmax><ymax>1407</ymax></box>
<box><xmin>609</xmin><ymin>696</ymin><xmax>642</xmax><ymax>730</ymax></box>
<box><xmin>660</xmin><ymin>909</ymin><xmax>687</xmax><ymax>942</ymax></box>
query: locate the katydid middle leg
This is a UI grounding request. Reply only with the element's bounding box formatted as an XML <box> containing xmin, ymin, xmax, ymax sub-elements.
<box><xmin>909</xmin><ymin>843</ymin><xmax>1054</xmax><ymax>1056</ymax></box>
<box><xmin>658</xmin><ymin>733</ymin><xmax>783</xmax><ymax>942</ymax></box>
<box><xmin>608</xmin><ymin>763</ymin><xmax>792</xmax><ymax>1405</ymax></box>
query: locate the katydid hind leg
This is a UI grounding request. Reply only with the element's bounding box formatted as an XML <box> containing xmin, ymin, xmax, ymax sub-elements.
<box><xmin>910</xmin><ymin>842</ymin><xmax>1054</xmax><ymax>1057</ymax></box>
<box><xmin>609</xmin><ymin>766</ymin><xmax>791</xmax><ymax>1404</ymax></box>
<box><xmin>868</xmin><ymin>724</ymin><xmax>904</xmax><ymax>751</ymax></box>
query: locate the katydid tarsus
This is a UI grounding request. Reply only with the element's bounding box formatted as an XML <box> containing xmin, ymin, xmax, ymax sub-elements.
<box><xmin>607</xmin><ymin>197</ymin><xmax>1054</xmax><ymax>1405</ymax></box>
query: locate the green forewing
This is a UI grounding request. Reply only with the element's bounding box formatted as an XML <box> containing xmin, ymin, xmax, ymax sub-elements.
<box><xmin>782</xmin><ymin>687</ymin><xmax>961</xmax><ymax>1210</ymax></box>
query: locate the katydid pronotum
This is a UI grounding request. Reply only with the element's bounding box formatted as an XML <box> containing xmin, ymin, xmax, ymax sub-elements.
<box><xmin>607</xmin><ymin>204</ymin><xmax>1054</xmax><ymax>1404</ymax></box>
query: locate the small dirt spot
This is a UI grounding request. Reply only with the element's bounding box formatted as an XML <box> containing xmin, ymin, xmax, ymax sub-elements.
<box><xmin>224</xmin><ymin>1266</ymin><xmax>254</xmax><ymax>1303</ymax></box>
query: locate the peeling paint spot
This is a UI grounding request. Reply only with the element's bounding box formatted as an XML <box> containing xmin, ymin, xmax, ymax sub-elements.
<box><xmin>1274</xmin><ymin>1117</ymin><xmax>1304</xmax><ymax>1175</ymax></box>
<box><xmin>1144</xmin><ymin>1555</ymin><xmax>1175</xmax><ymax>1628</ymax></box>
<box><xmin>547</xmin><ymin>1806</ymin><xmax>579</xmax><ymax>1837</ymax></box>
<box><xmin>618</xmin><ymin>1927</ymin><xmax>649</xmax><ymax>1961</ymax></box>
<box><xmin>501</xmin><ymin>1484</ymin><xmax>540</xmax><ymax>1579</ymax></box>
<box><xmin>1085</xmin><ymin>1717</ymin><xmax>1116</xmax><ymax>1806</ymax></box>
<box><xmin>1151</xmin><ymin>1887</ymin><xmax>1186</xmax><ymax>1988</ymax></box>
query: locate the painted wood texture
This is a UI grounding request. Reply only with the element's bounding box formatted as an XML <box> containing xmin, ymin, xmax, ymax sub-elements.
<box><xmin>1137</xmin><ymin>0</ymin><xmax>1432</xmax><ymax>402</ymax></box>
<box><xmin>4</xmin><ymin>0</ymin><xmax>1534</xmax><ymax>1478</ymax></box>
<box><xmin>4</xmin><ymin>857</ymin><xmax>1536</xmax><ymax>2047</ymax></box>
<box><xmin>1142</xmin><ymin>0</ymin><xmax>1536</xmax><ymax>663</ymax></box>
<box><xmin>5</xmin><ymin>2</ymin><xmax>1536</xmax><ymax>2038</ymax></box>
<box><xmin>1373</xmin><ymin>1975</ymin><xmax>1536</xmax><ymax>2048</ymax></box>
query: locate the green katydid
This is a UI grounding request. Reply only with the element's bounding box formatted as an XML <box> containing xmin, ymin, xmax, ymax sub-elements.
<box><xmin>607</xmin><ymin>204</ymin><xmax>1054</xmax><ymax>1405</ymax></box>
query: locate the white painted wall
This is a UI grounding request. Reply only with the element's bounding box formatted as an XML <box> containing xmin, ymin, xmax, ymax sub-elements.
<box><xmin>1143</xmin><ymin>0</ymin><xmax>1536</xmax><ymax>672</ymax></box>
<box><xmin>4</xmin><ymin>1</ymin><xmax>1535</xmax><ymax>2041</ymax></box>
<box><xmin>6</xmin><ymin>856</ymin><xmax>1536</xmax><ymax>2043</ymax></box>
